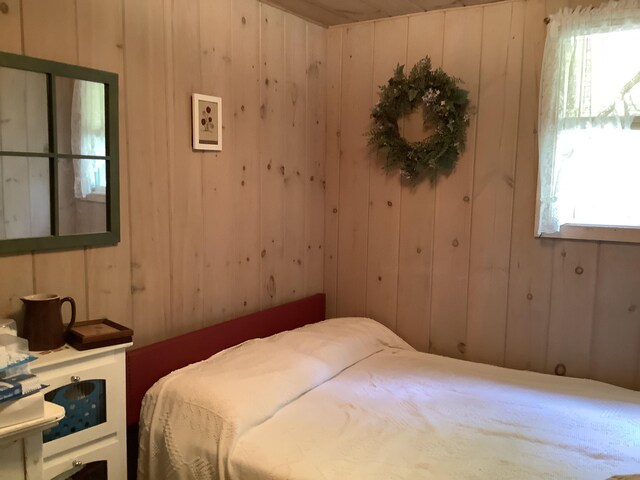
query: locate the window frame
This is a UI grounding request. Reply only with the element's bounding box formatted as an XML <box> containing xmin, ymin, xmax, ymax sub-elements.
<box><xmin>0</xmin><ymin>51</ymin><xmax>119</xmax><ymax>255</ymax></box>
<box><xmin>536</xmin><ymin>18</ymin><xmax>640</xmax><ymax>244</ymax></box>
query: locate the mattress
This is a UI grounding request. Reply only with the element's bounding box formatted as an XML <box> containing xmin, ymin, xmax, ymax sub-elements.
<box><xmin>138</xmin><ymin>317</ymin><xmax>640</xmax><ymax>480</ymax></box>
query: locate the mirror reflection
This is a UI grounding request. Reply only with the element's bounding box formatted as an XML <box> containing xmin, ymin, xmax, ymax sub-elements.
<box><xmin>58</xmin><ymin>158</ymin><xmax>106</xmax><ymax>235</ymax></box>
<box><xmin>0</xmin><ymin>66</ymin><xmax>50</xmax><ymax>240</ymax></box>
<box><xmin>55</xmin><ymin>78</ymin><xmax>108</xmax><ymax>235</ymax></box>
<box><xmin>0</xmin><ymin>66</ymin><xmax>49</xmax><ymax>153</ymax></box>
<box><xmin>0</xmin><ymin>156</ymin><xmax>50</xmax><ymax>240</ymax></box>
<box><xmin>0</xmin><ymin>70</ymin><xmax>110</xmax><ymax>241</ymax></box>
<box><xmin>56</xmin><ymin>77</ymin><xmax>106</xmax><ymax>157</ymax></box>
<box><xmin>0</xmin><ymin>52</ymin><xmax>118</xmax><ymax>254</ymax></box>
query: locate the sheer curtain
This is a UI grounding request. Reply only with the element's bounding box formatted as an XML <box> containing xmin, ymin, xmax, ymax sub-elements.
<box><xmin>537</xmin><ymin>0</ymin><xmax>640</xmax><ymax>235</ymax></box>
<box><xmin>71</xmin><ymin>80</ymin><xmax>106</xmax><ymax>199</ymax></box>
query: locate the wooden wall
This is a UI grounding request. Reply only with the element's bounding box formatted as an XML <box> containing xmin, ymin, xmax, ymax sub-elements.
<box><xmin>324</xmin><ymin>0</ymin><xmax>640</xmax><ymax>390</ymax></box>
<box><xmin>0</xmin><ymin>0</ymin><xmax>326</xmax><ymax>347</ymax></box>
<box><xmin>1</xmin><ymin>0</ymin><xmax>637</xmax><ymax>392</ymax></box>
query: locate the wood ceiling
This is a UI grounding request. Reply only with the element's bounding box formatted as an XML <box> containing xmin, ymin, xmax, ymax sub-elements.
<box><xmin>262</xmin><ymin>0</ymin><xmax>499</xmax><ymax>26</ymax></box>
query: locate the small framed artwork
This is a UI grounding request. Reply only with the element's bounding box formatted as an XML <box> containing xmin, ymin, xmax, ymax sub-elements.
<box><xmin>192</xmin><ymin>93</ymin><xmax>222</xmax><ymax>151</ymax></box>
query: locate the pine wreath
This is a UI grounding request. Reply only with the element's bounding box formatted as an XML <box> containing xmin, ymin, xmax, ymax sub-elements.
<box><xmin>368</xmin><ymin>57</ymin><xmax>470</xmax><ymax>183</ymax></box>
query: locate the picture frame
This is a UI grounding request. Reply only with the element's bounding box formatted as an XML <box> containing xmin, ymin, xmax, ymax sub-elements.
<box><xmin>192</xmin><ymin>93</ymin><xmax>222</xmax><ymax>151</ymax></box>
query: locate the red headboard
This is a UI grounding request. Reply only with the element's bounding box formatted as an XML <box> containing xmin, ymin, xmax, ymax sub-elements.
<box><xmin>125</xmin><ymin>293</ymin><xmax>326</xmax><ymax>426</ymax></box>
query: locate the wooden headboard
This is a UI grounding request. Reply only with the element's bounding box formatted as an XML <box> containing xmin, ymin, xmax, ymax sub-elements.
<box><xmin>125</xmin><ymin>293</ymin><xmax>325</xmax><ymax>427</ymax></box>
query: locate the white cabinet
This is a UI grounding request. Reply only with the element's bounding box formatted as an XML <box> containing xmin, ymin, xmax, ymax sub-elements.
<box><xmin>30</xmin><ymin>343</ymin><xmax>131</xmax><ymax>480</ymax></box>
<box><xmin>0</xmin><ymin>402</ymin><xmax>65</xmax><ymax>480</ymax></box>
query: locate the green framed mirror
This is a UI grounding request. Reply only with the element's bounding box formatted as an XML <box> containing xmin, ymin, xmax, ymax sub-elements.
<box><xmin>0</xmin><ymin>51</ymin><xmax>119</xmax><ymax>255</ymax></box>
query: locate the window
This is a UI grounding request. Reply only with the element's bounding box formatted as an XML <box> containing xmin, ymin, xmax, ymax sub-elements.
<box><xmin>537</xmin><ymin>1</ymin><xmax>640</xmax><ymax>243</ymax></box>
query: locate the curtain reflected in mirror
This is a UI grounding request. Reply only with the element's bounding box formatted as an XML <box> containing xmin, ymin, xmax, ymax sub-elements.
<box><xmin>56</xmin><ymin>77</ymin><xmax>107</xmax><ymax>235</ymax></box>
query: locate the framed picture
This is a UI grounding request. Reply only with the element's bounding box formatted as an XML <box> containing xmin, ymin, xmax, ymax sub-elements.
<box><xmin>192</xmin><ymin>93</ymin><xmax>222</xmax><ymax>151</ymax></box>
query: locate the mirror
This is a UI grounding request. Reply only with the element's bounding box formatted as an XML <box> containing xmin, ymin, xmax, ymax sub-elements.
<box><xmin>0</xmin><ymin>52</ymin><xmax>118</xmax><ymax>254</ymax></box>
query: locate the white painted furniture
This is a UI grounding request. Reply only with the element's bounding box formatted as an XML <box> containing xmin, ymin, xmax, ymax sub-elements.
<box><xmin>0</xmin><ymin>401</ymin><xmax>65</xmax><ymax>480</ymax></box>
<box><xmin>30</xmin><ymin>343</ymin><xmax>131</xmax><ymax>480</ymax></box>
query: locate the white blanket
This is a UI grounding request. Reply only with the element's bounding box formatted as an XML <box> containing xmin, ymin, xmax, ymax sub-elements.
<box><xmin>138</xmin><ymin>318</ymin><xmax>640</xmax><ymax>480</ymax></box>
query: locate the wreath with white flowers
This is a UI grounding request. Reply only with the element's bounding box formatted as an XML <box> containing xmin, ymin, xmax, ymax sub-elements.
<box><xmin>368</xmin><ymin>57</ymin><xmax>470</xmax><ymax>183</ymax></box>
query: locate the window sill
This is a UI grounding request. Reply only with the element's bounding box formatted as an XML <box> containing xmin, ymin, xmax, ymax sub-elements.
<box><xmin>538</xmin><ymin>224</ymin><xmax>640</xmax><ymax>244</ymax></box>
<box><xmin>79</xmin><ymin>192</ymin><xmax>106</xmax><ymax>204</ymax></box>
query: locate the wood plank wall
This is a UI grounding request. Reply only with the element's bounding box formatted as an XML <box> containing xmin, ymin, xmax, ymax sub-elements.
<box><xmin>0</xmin><ymin>0</ymin><xmax>326</xmax><ymax>347</ymax></box>
<box><xmin>325</xmin><ymin>0</ymin><xmax>640</xmax><ymax>390</ymax></box>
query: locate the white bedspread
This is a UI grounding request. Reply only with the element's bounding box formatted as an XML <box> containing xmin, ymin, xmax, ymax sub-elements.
<box><xmin>138</xmin><ymin>318</ymin><xmax>640</xmax><ymax>480</ymax></box>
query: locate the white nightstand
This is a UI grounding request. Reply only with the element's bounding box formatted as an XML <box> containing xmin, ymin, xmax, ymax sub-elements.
<box><xmin>0</xmin><ymin>401</ymin><xmax>65</xmax><ymax>480</ymax></box>
<box><xmin>30</xmin><ymin>342</ymin><xmax>132</xmax><ymax>480</ymax></box>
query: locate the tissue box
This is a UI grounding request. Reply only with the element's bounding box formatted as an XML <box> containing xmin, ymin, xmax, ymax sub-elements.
<box><xmin>0</xmin><ymin>391</ymin><xmax>45</xmax><ymax>428</ymax></box>
<box><xmin>0</xmin><ymin>334</ymin><xmax>35</xmax><ymax>371</ymax></box>
<box><xmin>0</xmin><ymin>373</ymin><xmax>42</xmax><ymax>403</ymax></box>
<box><xmin>0</xmin><ymin>319</ymin><xmax>17</xmax><ymax>336</ymax></box>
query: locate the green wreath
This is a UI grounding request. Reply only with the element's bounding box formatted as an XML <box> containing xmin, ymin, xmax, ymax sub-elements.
<box><xmin>368</xmin><ymin>57</ymin><xmax>470</xmax><ymax>183</ymax></box>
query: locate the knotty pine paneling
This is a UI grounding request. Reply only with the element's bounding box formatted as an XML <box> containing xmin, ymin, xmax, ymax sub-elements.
<box><xmin>364</xmin><ymin>17</ymin><xmax>407</xmax><ymax>332</ymax></box>
<box><xmin>323</xmin><ymin>27</ymin><xmax>342</xmax><ymax>318</ymax></box>
<box><xmin>0</xmin><ymin>0</ymin><xmax>326</xmax><ymax>347</ymax></box>
<box><xmin>259</xmin><ymin>4</ymin><xmax>287</xmax><ymax>310</ymax></box>
<box><xmin>429</xmin><ymin>6</ymin><xmax>482</xmax><ymax>360</ymax></box>
<box><xmin>394</xmin><ymin>12</ymin><xmax>444</xmax><ymax>353</ymax></box>
<box><xmin>326</xmin><ymin>0</ymin><xmax>640</xmax><ymax>390</ymax></box>
<box><xmin>465</xmin><ymin>1</ymin><xmax>524</xmax><ymax>366</ymax></box>
<box><xmin>304</xmin><ymin>23</ymin><xmax>326</xmax><ymax>298</ymax></box>
<box><xmin>335</xmin><ymin>23</ymin><xmax>374</xmax><ymax>316</ymax></box>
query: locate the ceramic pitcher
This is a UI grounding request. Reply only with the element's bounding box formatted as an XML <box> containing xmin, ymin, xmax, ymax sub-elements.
<box><xmin>21</xmin><ymin>294</ymin><xmax>76</xmax><ymax>351</ymax></box>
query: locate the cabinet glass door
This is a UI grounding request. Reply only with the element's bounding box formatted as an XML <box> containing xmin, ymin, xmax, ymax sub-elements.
<box><xmin>43</xmin><ymin>379</ymin><xmax>106</xmax><ymax>443</ymax></box>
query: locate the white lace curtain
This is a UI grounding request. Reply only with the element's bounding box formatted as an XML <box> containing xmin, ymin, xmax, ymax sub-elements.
<box><xmin>538</xmin><ymin>0</ymin><xmax>640</xmax><ymax>234</ymax></box>
<box><xmin>71</xmin><ymin>80</ymin><xmax>106</xmax><ymax>199</ymax></box>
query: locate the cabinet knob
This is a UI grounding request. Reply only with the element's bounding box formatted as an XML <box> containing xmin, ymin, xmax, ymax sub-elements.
<box><xmin>70</xmin><ymin>375</ymin><xmax>81</xmax><ymax>383</ymax></box>
<box><xmin>72</xmin><ymin>460</ymin><xmax>83</xmax><ymax>468</ymax></box>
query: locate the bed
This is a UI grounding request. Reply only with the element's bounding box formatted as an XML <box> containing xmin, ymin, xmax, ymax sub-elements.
<box><xmin>127</xmin><ymin>294</ymin><xmax>640</xmax><ymax>480</ymax></box>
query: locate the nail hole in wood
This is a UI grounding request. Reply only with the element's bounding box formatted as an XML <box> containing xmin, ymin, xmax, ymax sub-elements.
<box><xmin>575</xmin><ymin>266</ymin><xmax>584</xmax><ymax>275</ymax></box>
<box><xmin>261</xmin><ymin>249</ymin><xmax>266</xmax><ymax>258</ymax></box>
<box><xmin>0</xmin><ymin>2</ymin><xmax>8</xmax><ymax>14</ymax></box>
<box><xmin>463</xmin><ymin>195</ymin><xmax>470</xmax><ymax>202</ymax></box>
<box><xmin>452</xmin><ymin>239</ymin><xmax>459</xmax><ymax>247</ymax></box>
<box><xmin>332</xmin><ymin>207</ymin><xmax>338</xmax><ymax>214</ymax></box>
<box><xmin>457</xmin><ymin>342</ymin><xmax>466</xmax><ymax>354</ymax></box>
<box><xmin>526</xmin><ymin>293</ymin><xmax>533</xmax><ymax>300</ymax></box>
<box><xmin>241</xmin><ymin>16</ymin><xmax>246</xmax><ymax>24</ymax></box>
<box><xmin>416</xmin><ymin>247</ymin><xmax>422</xmax><ymax>254</ymax></box>
<box><xmin>387</xmin><ymin>200</ymin><xmax>393</xmax><ymax>207</ymax></box>
<box><xmin>554</xmin><ymin>363</ymin><xmax>566</xmax><ymax>376</ymax></box>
